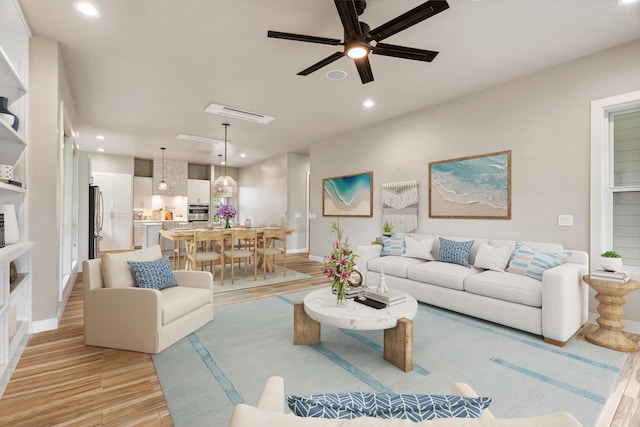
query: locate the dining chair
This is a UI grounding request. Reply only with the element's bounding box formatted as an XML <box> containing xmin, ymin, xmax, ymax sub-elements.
<box><xmin>256</xmin><ymin>228</ymin><xmax>287</xmax><ymax>279</ymax></box>
<box><xmin>186</xmin><ymin>230</ymin><xmax>225</xmax><ymax>283</ymax></box>
<box><xmin>223</xmin><ymin>229</ymin><xmax>258</xmax><ymax>284</ymax></box>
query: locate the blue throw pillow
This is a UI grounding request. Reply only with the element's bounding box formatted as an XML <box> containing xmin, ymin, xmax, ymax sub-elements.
<box><xmin>506</xmin><ymin>242</ymin><xmax>571</xmax><ymax>282</ymax></box>
<box><xmin>435</xmin><ymin>238</ymin><xmax>474</xmax><ymax>267</ymax></box>
<box><xmin>381</xmin><ymin>236</ymin><xmax>405</xmax><ymax>257</ymax></box>
<box><xmin>286</xmin><ymin>392</ymin><xmax>491</xmax><ymax>420</ymax></box>
<box><xmin>127</xmin><ymin>256</ymin><xmax>179</xmax><ymax>290</ymax></box>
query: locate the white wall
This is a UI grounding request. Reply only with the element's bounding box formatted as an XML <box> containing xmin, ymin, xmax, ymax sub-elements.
<box><xmin>287</xmin><ymin>153</ymin><xmax>310</xmax><ymax>252</ymax></box>
<box><xmin>88</xmin><ymin>153</ymin><xmax>134</xmax><ymax>176</ymax></box>
<box><xmin>309</xmin><ymin>40</ymin><xmax>640</xmax><ymax>321</ymax></box>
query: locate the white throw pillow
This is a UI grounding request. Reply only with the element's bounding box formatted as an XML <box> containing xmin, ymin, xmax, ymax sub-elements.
<box><xmin>474</xmin><ymin>244</ymin><xmax>512</xmax><ymax>272</ymax></box>
<box><xmin>402</xmin><ymin>236</ymin><xmax>434</xmax><ymax>260</ymax></box>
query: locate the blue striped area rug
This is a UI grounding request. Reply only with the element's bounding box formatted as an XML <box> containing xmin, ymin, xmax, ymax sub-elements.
<box><xmin>152</xmin><ymin>291</ymin><xmax>627</xmax><ymax>427</ymax></box>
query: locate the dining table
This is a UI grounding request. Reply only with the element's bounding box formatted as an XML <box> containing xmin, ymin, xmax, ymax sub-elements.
<box><xmin>158</xmin><ymin>226</ymin><xmax>292</xmax><ymax>271</ymax></box>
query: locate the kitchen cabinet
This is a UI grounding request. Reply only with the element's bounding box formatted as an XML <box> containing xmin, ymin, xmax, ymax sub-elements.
<box><xmin>188</xmin><ymin>179</ymin><xmax>210</xmax><ymax>204</ymax></box>
<box><xmin>133</xmin><ymin>176</ymin><xmax>152</xmax><ymax>209</ymax></box>
<box><xmin>0</xmin><ymin>0</ymin><xmax>32</xmax><ymax>396</ymax></box>
<box><xmin>133</xmin><ymin>222</ymin><xmax>143</xmax><ymax>248</ymax></box>
<box><xmin>93</xmin><ymin>173</ymin><xmax>133</xmax><ymax>251</ymax></box>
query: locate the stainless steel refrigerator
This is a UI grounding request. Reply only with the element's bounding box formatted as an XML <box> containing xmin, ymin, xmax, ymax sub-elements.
<box><xmin>89</xmin><ymin>185</ymin><xmax>104</xmax><ymax>259</ymax></box>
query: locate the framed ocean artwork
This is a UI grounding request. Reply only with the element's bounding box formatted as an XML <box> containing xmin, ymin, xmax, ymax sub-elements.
<box><xmin>323</xmin><ymin>171</ymin><xmax>373</xmax><ymax>217</ymax></box>
<box><xmin>429</xmin><ymin>150</ymin><xmax>511</xmax><ymax>219</ymax></box>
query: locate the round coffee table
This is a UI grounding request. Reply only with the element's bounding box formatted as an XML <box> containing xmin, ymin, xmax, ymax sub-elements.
<box><xmin>293</xmin><ymin>287</ymin><xmax>418</xmax><ymax>371</ymax></box>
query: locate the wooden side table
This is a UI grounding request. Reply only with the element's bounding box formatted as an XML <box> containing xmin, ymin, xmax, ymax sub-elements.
<box><xmin>583</xmin><ymin>275</ymin><xmax>640</xmax><ymax>352</ymax></box>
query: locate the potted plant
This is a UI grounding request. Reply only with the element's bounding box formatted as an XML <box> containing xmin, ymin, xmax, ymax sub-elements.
<box><xmin>382</xmin><ymin>220</ymin><xmax>393</xmax><ymax>237</ymax></box>
<box><xmin>600</xmin><ymin>250</ymin><xmax>623</xmax><ymax>272</ymax></box>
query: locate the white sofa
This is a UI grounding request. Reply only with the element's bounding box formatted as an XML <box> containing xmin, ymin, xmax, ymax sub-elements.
<box><xmin>227</xmin><ymin>376</ymin><xmax>582</xmax><ymax>426</ymax></box>
<box><xmin>83</xmin><ymin>245</ymin><xmax>214</xmax><ymax>353</ymax></box>
<box><xmin>357</xmin><ymin>234</ymin><xmax>589</xmax><ymax>346</ymax></box>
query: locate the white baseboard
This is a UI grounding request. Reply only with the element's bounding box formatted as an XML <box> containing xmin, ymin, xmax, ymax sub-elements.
<box><xmin>31</xmin><ymin>317</ymin><xmax>59</xmax><ymax>333</ymax></box>
<box><xmin>588</xmin><ymin>312</ymin><xmax>640</xmax><ymax>334</ymax></box>
<box><xmin>308</xmin><ymin>254</ymin><xmax>323</xmax><ymax>263</ymax></box>
<box><xmin>287</xmin><ymin>248</ymin><xmax>308</xmax><ymax>254</ymax></box>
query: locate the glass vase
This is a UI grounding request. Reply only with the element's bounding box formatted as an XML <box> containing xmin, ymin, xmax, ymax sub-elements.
<box><xmin>335</xmin><ymin>281</ymin><xmax>347</xmax><ymax>307</ymax></box>
<box><xmin>225</xmin><ymin>218</ymin><xmax>231</xmax><ymax>229</ymax></box>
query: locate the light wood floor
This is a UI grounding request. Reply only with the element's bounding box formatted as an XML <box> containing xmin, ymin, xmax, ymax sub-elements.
<box><xmin>0</xmin><ymin>253</ymin><xmax>638</xmax><ymax>426</ymax></box>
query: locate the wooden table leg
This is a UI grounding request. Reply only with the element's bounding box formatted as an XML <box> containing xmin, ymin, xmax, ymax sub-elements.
<box><xmin>384</xmin><ymin>318</ymin><xmax>413</xmax><ymax>372</ymax></box>
<box><xmin>294</xmin><ymin>301</ymin><xmax>320</xmax><ymax>345</ymax></box>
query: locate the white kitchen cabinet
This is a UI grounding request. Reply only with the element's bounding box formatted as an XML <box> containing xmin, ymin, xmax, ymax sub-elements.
<box><xmin>0</xmin><ymin>0</ymin><xmax>32</xmax><ymax>396</ymax></box>
<box><xmin>133</xmin><ymin>176</ymin><xmax>152</xmax><ymax>209</ymax></box>
<box><xmin>133</xmin><ymin>222</ymin><xmax>143</xmax><ymax>248</ymax></box>
<box><xmin>188</xmin><ymin>179</ymin><xmax>210</xmax><ymax>204</ymax></box>
<box><xmin>93</xmin><ymin>173</ymin><xmax>133</xmax><ymax>251</ymax></box>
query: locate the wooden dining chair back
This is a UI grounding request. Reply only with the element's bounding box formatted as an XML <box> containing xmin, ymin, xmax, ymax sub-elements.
<box><xmin>256</xmin><ymin>228</ymin><xmax>287</xmax><ymax>279</ymax></box>
<box><xmin>223</xmin><ymin>229</ymin><xmax>258</xmax><ymax>284</ymax></box>
<box><xmin>186</xmin><ymin>230</ymin><xmax>225</xmax><ymax>283</ymax></box>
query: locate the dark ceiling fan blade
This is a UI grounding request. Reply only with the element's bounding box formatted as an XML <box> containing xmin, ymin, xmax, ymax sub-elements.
<box><xmin>368</xmin><ymin>0</ymin><xmax>449</xmax><ymax>42</ymax></box>
<box><xmin>297</xmin><ymin>51</ymin><xmax>345</xmax><ymax>76</ymax></box>
<box><xmin>268</xmin><ymin>30</ymin><xmax>342</xmax><ymax>46</ymax></box>
<box><xmin>354</xmin><ymin>56</ymin><xmax>374</xmax><ymax>84</ymax></box>
<box><xmin>334</xmin><ymin>0</ymin><xmax>362</xmax><ymax>38</ymax></box>
<box><xmin>372</xmin><ymin>43</ymin><xmax>439</xmax><ymax>62</ymax></box>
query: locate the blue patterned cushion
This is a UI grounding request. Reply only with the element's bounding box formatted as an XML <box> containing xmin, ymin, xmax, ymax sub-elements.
<box><xmin>435</xmin><ymin>238</ymin><xmax>474</xmax><ymax>267</ymax></box>
<box><xmin>506</xmin><ymin>242</ymin><xmax>571</xmax><ymax>282</ymax></box>
<box><xmin>127</xmin><ymin>256</ymin><xmax>179</xmax><ymax>290</ymax></box>
<box><xmin>286</xmin><ymin>392</ymin><xmax>491</xmax><ymax>420</ymax></box>
<box><xmin>381</xmin><ymin>236</ymin><xmax>405</xmax><ymax>257</ymax></box>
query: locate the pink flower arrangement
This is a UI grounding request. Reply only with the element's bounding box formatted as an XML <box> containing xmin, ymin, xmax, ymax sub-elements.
<box><xmin>322</xmin><ymin>222</ymin><xmax>357</xmax><ymax>302</ymax></box>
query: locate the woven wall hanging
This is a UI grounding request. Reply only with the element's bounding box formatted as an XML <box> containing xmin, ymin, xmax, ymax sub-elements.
<box><xmin>382</xmin><ymin>180</ymin><xmax>419</xmax><ymax>234</ymax></box>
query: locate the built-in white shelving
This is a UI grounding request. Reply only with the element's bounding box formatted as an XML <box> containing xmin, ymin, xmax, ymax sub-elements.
<box><xmin>0</xmin><ymin>0</ymin><xmax>31</xmax><ymax>397</ymax></box>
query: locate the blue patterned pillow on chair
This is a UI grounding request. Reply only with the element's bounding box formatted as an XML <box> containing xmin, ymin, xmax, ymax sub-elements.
<box><xmin>435</xmin><ymin>238</ymin><xmax>474</xmax><ymax>267</ymax></box>
<box><xmin>286</xmin><ymin>392</ymin><xmax>491</xmax><ymax>420</ymax></box>
<box><xmin>127</xmin><ymin>256</ymin><xmax>179</xmax><ymax>290</ymax></box>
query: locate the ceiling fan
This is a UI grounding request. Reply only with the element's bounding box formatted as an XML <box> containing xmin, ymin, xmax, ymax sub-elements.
<box><xmin>267</xmin><ymin>0</ymin><xmax>450</xmax><ymax>84</ymax></box>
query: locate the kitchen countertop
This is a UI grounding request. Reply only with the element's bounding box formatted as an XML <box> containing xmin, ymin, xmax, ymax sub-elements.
<box><xmin>134</xmin><ymin>219</ymin><xmax>188</xmax><ymax>223</ymax></box>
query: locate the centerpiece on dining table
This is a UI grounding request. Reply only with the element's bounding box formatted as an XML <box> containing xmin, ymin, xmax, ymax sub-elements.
<box><xmin>216</xmin><ymin>204</ymin><xmax>236</xmax><ymax>229</ymax></box>
<box><xmin>322</xmin><ymin>221</ymin><xmax>358</xmax><ymax>307</ymax></box>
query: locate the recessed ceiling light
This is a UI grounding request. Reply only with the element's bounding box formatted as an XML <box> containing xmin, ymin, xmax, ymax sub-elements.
<box><xmin>96</xmin><ymin>135</ymin><xmax>104</xmax><ymax>140</ymax></box>
<box><xmin>363</xmin><ymin>99</ymin><xmax>375</xmax><ymax>108</ymax></box>
<box><xmin>74</xmin><ymin>2</ymin><xmax>100</xmax><ymax>17</ymax></box>
<box><xmin>326</xmin><ymin>70</ymin><xmax>347</xmax><ymax>81</ymax></box>
<box><xmin>240</xmin><ymin>153</ymin><xmax>246</xmax><ymax>158</ymax></box>
<box><xmin>618</xmin><ymin>0</ymin><xmax>639</xmax><ymax>4</ymax></box>
<box><xmin>97</xmin><ymin>148</ymin><xmax>104</xmax><ymax>152</ymax></box>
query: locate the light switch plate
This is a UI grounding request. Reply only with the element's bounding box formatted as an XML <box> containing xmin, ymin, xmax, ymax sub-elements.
<box><xmin>558</xmin><ymin>214</ymin><xmax>573</xmax><ymax>227</ymax></box>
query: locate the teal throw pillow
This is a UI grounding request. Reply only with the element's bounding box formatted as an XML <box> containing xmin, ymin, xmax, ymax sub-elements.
<box><xmin>381</xmin><ymin>236</ymin><xmax>405</xmax><ymax>257</ymax></box>
<box><xmin>286</xmin><ymin>392</ymin><xmax>491</xmax><ymax>420</ymax></box>
<box><xmin>435</xmin><ymin>238</ymin><xmax>474</xmax><ymax>267</ymax></box>
<box><xmin>127</xmin><ymin>256</ymin><xmax>179</xmax><ymax>290</ymax></box>
<box><xmin>506</xmin><ymin>242</ymin><xmax>571</xmax><ymax>282</ymax></box>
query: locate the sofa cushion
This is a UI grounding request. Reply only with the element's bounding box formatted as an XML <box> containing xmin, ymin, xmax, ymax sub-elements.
<box><xmin>368</xmin><ymin>257</ymin><xmax>426</xmax><ymax>279</ymax></box>
<box><xmin>433</xmin><ymin>236</ymin><xmax>489</xmax><ymax>266</ymax></box>
<box><xmin>473</xmin><ymin>244</ymin><xmax>513</xmax><ymax>272</ymax></box>
<box><xmin>128</xmin><ymin>256</ymin><xmax>179</xmax><ymax>290</ymax></box>
<box><xmin>506</xmin><ymin>242</ymin><xmax>571</xmax><ymax>282</ymax></box>
<box><xmin>403</xmin><ymin>235</ymin><xmax>434</xmax><ymax>260</ymax></box>
<box><xmin>435</xmin><ymin>238</ymin><xmax>474</xmax><ymax>268</ymax></box>
<box><xmin>102</xmin><ymin>245</ymin><xmax>163</xmax><ymax>288</ymax></box>
<box><xmin>286</xmin><ymin>392</ymin><xmax>491</xmax><ymax>421</ymax></box>
<box><xmin>381</xmin><ymin>236</ymin><xmax>405</xmax><ymax>257</ymax></box>
<box><xmin>161</xmin><ymin>286</ymin><xmax>212</xmax><ymax>324</ymax></box>
<box><xmin>464</xmin><ymin>271</ymin><xmax>542</xmax><ymax>307</ymax></box>
<box><xmin>407</xmin><ymin>262</ymin><xmax>481</xmax><ymax>291</ymax></box>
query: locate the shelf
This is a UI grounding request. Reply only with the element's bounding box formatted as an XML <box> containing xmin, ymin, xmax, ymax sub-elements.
<box><xmin>0</xmin><ymin>180</ymin><xmax>24</xmax><ymax>193</ymax></box>
<box><xmin>9</xmin><ymin>272</ymin><xmax>27</xmax><ymax>295</ymax></box>
<box><xmin>0</xmin><ymin>241</ymin><xmax>33</xmax><ymax>264</ymax></box>
<box><xmin>0</xmin><ymin>45</ymin><xmax>26</xmax><ymax>103</ymax></box>
<box><xmin>0</xmin><ymin>117</ymin><xmax>26</xmax><ymax>166</ymax></box>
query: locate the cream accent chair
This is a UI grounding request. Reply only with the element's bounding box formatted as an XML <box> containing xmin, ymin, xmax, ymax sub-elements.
<box><xmin>256</xmin><ymin>228</ymin><xmax>287</xmax><ymax>279</ymax></box>
<box><xmin>228</xmin><ymin>376</ymin><xmax>583</xmax><ymax>427</ymax></box>
<box><xmin>82</xmin><ymin>245</ymin><xmax>213</xmax><ymax>354</ymax></box>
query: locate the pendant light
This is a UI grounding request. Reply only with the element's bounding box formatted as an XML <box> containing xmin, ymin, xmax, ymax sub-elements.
<box><xmin>213</xmin><ymin>123</ymin><xmax>238</xmax><ymax>198</ymax></box>
<box><xmin>158</xmin><ymin>147</ymin><xmax>168</xmax><ymax>191</ymax></box>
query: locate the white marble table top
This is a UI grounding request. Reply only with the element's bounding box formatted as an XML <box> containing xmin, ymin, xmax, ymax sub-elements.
<box><xmin>303</xmin><ymin>287</ymin><xmax>418</xmax><ymax>331</ymax></box>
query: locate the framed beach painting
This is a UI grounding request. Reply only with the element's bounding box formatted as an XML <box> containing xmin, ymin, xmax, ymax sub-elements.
<box><xmin>323</xmin><ymin>171</ymin><xmax>373</xmax><ymax>217</ymax></box>
<box><xmin>429</xmin><ymin>150</ymin><xmax>511</xmax><ymax>219</ymax></box>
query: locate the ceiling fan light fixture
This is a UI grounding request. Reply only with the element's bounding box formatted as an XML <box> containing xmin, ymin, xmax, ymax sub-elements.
<box><xmin>346</xmin><ymin>44</ymin><xmax>370</xmax><ymax>59</ymax></box>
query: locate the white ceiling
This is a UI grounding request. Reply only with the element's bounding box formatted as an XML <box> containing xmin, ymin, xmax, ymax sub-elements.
<box><xmin>18</xmin><ymin>0</ymin><xmax>640</xmax><ymax>167</ymax></box>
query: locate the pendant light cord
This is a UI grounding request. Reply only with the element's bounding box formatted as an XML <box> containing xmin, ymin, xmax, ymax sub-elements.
<box><xmin>223</xmin><ymin>123</ymin><xmax>229</xmax><ymax>176</ymax></box>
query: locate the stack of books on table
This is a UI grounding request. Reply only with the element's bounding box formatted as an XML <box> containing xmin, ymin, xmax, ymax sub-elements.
<box><xmin>365</xmin><ymin>289</ymin><xmax>407</xmax><ymax>306</ymax></box>
<box><xmin>590</xmin><ymin>268</ymin><xmax>631</xmax><ymax>283</ymax></box>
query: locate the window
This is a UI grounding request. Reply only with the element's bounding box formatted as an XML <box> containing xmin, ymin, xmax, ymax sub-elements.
<box><xmin>611</xmin><ymin>110</ymin><xmax>640</xmax><ymax>268</ymax></box>
<box><xmin>591</xmin><ymin>91</ymin><xmax>640</xmax><ymax>277</ymax></box>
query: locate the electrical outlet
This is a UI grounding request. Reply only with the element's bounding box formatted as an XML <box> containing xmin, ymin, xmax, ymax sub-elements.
<box><xmin>558</xmin><ymin>215</ymin><xmax>573</xmax><ymax>227</ymax></box>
